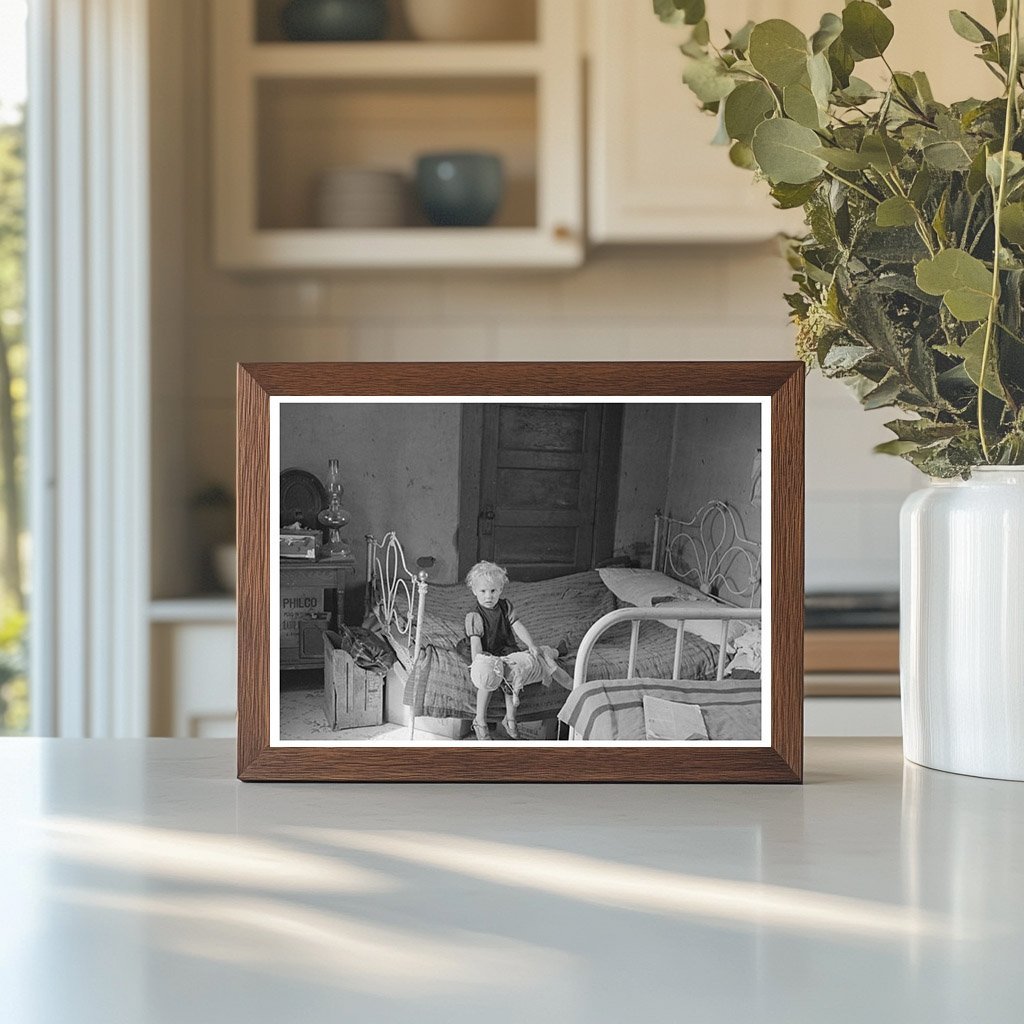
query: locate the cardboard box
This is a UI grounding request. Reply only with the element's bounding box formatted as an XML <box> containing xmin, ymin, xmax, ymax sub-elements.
<box><xmin>324</xmin><ymin>632</ymin><xmax>384</xmax><ymax>730</ymax></box>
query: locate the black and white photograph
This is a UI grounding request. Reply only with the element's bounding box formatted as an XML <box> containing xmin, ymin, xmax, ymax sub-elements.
<box><xmin>270</xmin><ymin>397</ymin><xmax>769</xmax><ymax>746</ymax></box>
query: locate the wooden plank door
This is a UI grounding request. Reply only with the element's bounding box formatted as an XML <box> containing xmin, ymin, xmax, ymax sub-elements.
<box><xmin>458</xmin><ymin>403</ymin><xmax>621</xmax><ymax>580</ymax></box>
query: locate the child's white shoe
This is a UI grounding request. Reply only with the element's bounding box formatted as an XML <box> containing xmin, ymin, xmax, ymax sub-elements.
<box><xmin>472</xmin><ymin>719</ymin><xmax>492</xmax><ymax>741</ymax></box>
<box><xmin>501</xmin><ymin>715</ymin><xmax>519</xmax><ymax>740</ymax></box>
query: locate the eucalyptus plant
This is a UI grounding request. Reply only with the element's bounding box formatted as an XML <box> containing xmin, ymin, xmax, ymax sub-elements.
<box><xmin>657</xmin><ymin>0</ymin><xmax>1024</xmax><ymax>476</ymax></box>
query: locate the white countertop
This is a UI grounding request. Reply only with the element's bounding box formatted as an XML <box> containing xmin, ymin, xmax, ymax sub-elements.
<box><xmin>1</xmin><ymin>738</ymin><xmax>1020</xmax><ymax>1023</ymax></box>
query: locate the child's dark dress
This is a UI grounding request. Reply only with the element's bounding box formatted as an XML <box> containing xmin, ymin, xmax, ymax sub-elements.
<box><xmin>455</xmin><ymin>598</ymin><xmax>520</xmax><ymax>664</ymax></box>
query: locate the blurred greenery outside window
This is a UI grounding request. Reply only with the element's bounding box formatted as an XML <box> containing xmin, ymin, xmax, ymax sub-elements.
<box><xmin>0</xmin><ymin>0</ymin><xmax>28</xmax><ymax>734</ymax></box>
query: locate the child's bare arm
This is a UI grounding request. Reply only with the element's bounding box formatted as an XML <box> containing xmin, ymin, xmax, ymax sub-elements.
<box><xmin>512</xmin><ymin>619</ymin><xmax>539</xmax><ymax>655</ymax></box>
<box><xmin>470</xmin><ymin>635</ymin><xmax>483</xmax><ymax>660</ymax></box>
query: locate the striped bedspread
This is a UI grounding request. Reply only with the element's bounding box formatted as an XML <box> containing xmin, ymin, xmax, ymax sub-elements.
<box><xmin>558</xmin><ymin>677</ymin><xmax>762</xmax><ymax>741</ymax></box>
<box><xmin>395</xmin><ymin>571</ymin><xmax>721</xmax><ymax>722</ymax></box>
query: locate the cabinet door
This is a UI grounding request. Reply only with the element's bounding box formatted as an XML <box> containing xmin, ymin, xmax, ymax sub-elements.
<box><xmin>588</xmin><ymin>0</ymin><xmax>802</xmax><ymax>242</ymax></box>
<box><xmin>588</xmin><ymin>0</ymin><xmax>999</xmax><ymax>244</ymax></box>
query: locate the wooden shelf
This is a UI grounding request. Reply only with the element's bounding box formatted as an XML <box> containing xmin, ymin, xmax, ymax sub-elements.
<box><xmin>805</xmin><ymin>629</ymin><xmax>900</xmax><ymax>675</ymax></box>
<box><xmin>217</xmin><ymin>227</ymin><xmax>580</xmax><ymax>270</ymax></box>
<box><xmin>249</xmin><ymin>42</ymin><xmax>544</xmax><ymax>78</ymax></box>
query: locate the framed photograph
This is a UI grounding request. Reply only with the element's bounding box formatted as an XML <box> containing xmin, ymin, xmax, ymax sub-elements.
<box><xmin>237</xmin><ymin>362</ymin><xmax>804</xmax><ymax>782</ymax></box>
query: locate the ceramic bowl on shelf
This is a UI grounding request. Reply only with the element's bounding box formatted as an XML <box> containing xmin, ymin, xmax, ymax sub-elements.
<box><xmin>414</xmin><ymin>152</ymin><xmax>504</xmax><ymax>227</ymax></box>
<box><xmin>315</xmin><ymin>167</ymin><xmax>408</xmax><ymax>228</ymax></box>
<box><xmin>403</xmin><ymin>0</ymin><xmax>534</xmax><ymax>42</ymax></box>
<box><xmin>281</xmin><ymin>0</ymin><xmax>388</xmax><ymax>42</ymax></box>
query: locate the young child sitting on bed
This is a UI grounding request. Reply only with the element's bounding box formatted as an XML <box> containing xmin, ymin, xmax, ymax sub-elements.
<box><xmin>459</xmin><ymin>560</ymin><xmax>543</xmax><ymax>742</ymax></box>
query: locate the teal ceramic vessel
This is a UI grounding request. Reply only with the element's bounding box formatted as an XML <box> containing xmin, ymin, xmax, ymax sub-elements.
<box><xmin>281</xmin><ymin>0</ymin><xmax>388</xmax><ymax>42</ymax></box>
<box><xmin>415</xmin><ymin>152</ymin><xmax>505</xmax><ymax>227</ymax></box>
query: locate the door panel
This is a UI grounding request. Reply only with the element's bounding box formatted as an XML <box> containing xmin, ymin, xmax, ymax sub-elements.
<box><xmin>492</xmin><ymin>526</ymin><xmax>578</xmax><ymax>566</ymax></box>
<box><xmin>459</xmin><ymin>402</ymin><xmax>621</xmax><ymax>580</ymax></box>
<box><xmin>497</xmin><ymin>467</ymin><xmax>580</xmax><ymax>510</ymax></box>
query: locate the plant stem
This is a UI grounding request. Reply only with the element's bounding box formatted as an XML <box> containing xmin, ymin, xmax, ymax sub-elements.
<box><xmin>979</xmin><ymin>0</ymin><xmax>1021</xmax><ymax>462</ymax></box>
<box><xmin>884</xmin><ymin>171</ymin><xmax>939</xmax><ymax>254</ymax></box>
<box><xmin>822</xmin><ymin>167</ymin><xmax>880</xmax><ymax>205</ymax></box>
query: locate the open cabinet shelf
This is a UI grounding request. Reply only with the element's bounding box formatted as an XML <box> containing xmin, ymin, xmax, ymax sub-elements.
<box><xmin>212</xmin><ymin>0</ymin><xmax>582</xmax><ymax>269</ymax></box>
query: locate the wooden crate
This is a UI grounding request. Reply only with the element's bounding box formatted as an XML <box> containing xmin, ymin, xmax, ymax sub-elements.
<box><xmin>323</xmin><ymin>632</ymin><xmax>384</xmax><ymax>730</ymax></box>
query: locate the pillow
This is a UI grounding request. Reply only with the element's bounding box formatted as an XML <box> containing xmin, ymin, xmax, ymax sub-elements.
<box><xmin>598</xmin><ymin>567</ymin><xmax>714</xmax><ymax>608</ymax></box>
<box><xmin>599</xmin><ymin>567</ymin><xmax>751</xmax><ymax>648</ymax></box>
<box><xmin>725</xmin><ymin>625</ymin><xmax>762</xmax><ymax>675</ymax></box>
<box><xmin>642</xmin><ymin>695</ymin><xmax>709</xmax><ymax>741</ymax></box>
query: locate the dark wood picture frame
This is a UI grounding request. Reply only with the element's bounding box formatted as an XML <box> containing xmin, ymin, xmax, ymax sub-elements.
<box><xmin>237</xmin><ymin>362</ymin><xmax>804</xmax><ymax>783</ymax></box>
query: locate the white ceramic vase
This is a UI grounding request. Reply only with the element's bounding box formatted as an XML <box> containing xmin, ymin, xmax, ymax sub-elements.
<box><xmin>900</xmin><ymin>467</ymin><xmax>1024</xmax><ymax>780</ymax></box>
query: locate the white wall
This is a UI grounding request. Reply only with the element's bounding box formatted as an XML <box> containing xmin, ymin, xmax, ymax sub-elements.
<box><xmin>156</xmin><ymin>0</ymin><xmax>921</xmax><ymax>599</ymax></box>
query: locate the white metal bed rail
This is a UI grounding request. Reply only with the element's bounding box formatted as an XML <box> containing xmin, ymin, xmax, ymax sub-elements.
<box><xmin>572</xmin><ymin>605</ymin><xmax>762</xmax><ymax>691</ymax></box>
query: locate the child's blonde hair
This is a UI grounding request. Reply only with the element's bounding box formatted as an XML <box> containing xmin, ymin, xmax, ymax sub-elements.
<box><xmin>465</xmin><ymin>561</ymin><xmax>508</xmax><ymax>591</ymax></box>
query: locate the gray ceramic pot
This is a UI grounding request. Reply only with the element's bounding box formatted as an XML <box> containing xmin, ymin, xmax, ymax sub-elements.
<box><xmin>281</xmin><ymin>0</ymin><xmax>388</xmax><ymax>41</ymax></box>
<box><xmin>415</xmin><ymin>152</ymin><xmax>505</xmax><ymax>227</ymax></box>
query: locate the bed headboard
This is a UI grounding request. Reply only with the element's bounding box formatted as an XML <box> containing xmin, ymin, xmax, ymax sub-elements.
<box><xmin>364</xmin><ymin>531</ymin><xmax>428</xmax><ymax>662</ymax></box>
<box><xmin>651</xmin><ymin>501</ymin><xmax>761</xmax><ymax>608</ymax></box>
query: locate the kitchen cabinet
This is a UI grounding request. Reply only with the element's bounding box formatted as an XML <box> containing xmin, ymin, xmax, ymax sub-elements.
<box><xmin>211</xmin><ymin>0</ymin><xmax>583</xmax><ymax>269</ymax></box>
<box><xmin>587</xmin><ymin>0</ymin><xmax>811</xmax><ymax>243</ymax></box>
<box><xmin>586</xmin><ymin>0</ymin><xmax>997</xmax><ymax>244</ymax></box>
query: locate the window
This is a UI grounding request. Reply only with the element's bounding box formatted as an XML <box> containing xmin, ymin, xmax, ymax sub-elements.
<box><xmin>0</xmin><ymin>0</ymin><xmax>28</xmax><ymax>734</ymax></box>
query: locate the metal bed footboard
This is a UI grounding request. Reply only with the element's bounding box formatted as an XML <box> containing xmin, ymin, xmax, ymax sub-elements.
<box><xmin>569</xmin><ymin>605</ymin><xmax>762</xmax><ymax>740</ymax></box>
<box><xmin>364</xmin><ymin>531</ymin><xmax>428</xmax><ymax>739</ymax></box>
<box><xmin>573</xmin><ymin>605</ymin><xmax>762</xmax><ymax>689</ymax></box>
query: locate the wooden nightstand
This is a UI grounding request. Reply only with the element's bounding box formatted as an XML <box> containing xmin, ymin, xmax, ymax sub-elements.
<box><xmin>280</xmin><ymin>558</ymin><xmax>356</xmax><ymax>670</ymax></box>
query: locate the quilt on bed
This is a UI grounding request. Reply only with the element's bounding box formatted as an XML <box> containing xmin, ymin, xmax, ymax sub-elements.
<box><xmin>558</xmin><ymin>677</ymin><xmax>762</xmax><ymax>741</ymax></box>
<box><xmin>390</xmin><ymin>571</ymin><xmax>721</xmax><ymax>722</ymax></box>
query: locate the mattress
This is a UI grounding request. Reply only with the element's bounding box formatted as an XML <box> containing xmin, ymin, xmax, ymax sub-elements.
<box><xmin>558</xmin><ymin>676</ymin><xmax>762</xmax><ymax>741</ymax></box>
<box><xmin>374</xmin><ymin>571</ymin><xmax>721</xmax><ymax>722</ymax></box>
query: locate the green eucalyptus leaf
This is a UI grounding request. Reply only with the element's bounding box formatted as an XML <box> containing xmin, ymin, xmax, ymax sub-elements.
<box><xmin>784</xmin><ymin>80</ymin><xmax>824</xmax><ymax>129</ymax></box>
<box><xmin>875</xmin><ymin>438</ymin><xmax>922</xmax><ymax>455</ymax></box>
<box><xmin>862</xmin><ymin>374</ymin><xmax>903</xmax><ymax>409</ymax></box>
<box><xmin>771</xmin><ymin>179</ymin><xmax>820</xmax><ymax>209</ymax></box>
<box><xmin>913</xmin><ymin>71</ymin><xmax>935</xmax><ymax>104</ymax></box>
<box><xmin>915</xmin><ymin>249</ymin><xmax>994</xmax><ymax>322</ymax></box>
<box><xmin>810</xmin><ymin>12</ymin><xmax>843</xmax><ymax>54</ymax></box>
<box><xmin>932</xmin><ymin>190</ymin><xmax>950</xmax><ymax>247</ymax></box>
<box><xmin>876</xmin><ymin>196</ymin><xmax>918</xmax><ymax>228</ymax></box>
<box><xmin>884</xmin><ymin>418</ymin><xmax>963</xmax><ymax>443</ymax></box>
<box><xmin>748</xmin><ymin>20</ymin><xmax>809</xmax><ymax>87</ymax></box>
<box><xmin>1000</xmin><ymin>203</ymin><xmax>1024</xmax><ymax>245</ymax></box>
<box><xmin>939</xmin><ymin>326</ymin><xmax>1006</xmax><ymax>398</ymax></box>
<box><xmin>842</xmin><ymin>1</ymin><xmax>895</xmax><ymax>59</ymax></box>
<box><xmin>683</xmin><ymin>57</ymin><xmax>737</xmax><ymax>104</ymax></box>
<box><xmin>653</xmin><ymin>0</ymin><xmax>705</xmax><ymax>26</ymax></box>
<box><xmin>723</xmin><ymin>81</ymin><xmax>775</xmax><ymax>144</ymax></box>
<box><xmin>948</xmin><ymin>10</ymin><xmax>994</xmax><ymax>44</ymax></box>
<box><xmin>729</xmin><ymin>140</ymin><xmax>758</xmax><ymax>169</ymax></box>
<box><xmin>711</xmin><ymin>109</ymin><xmax>731</xmax><ymax>145</ymax></box>
<box><xmin>724</xmin><ymin>20</ymin><xmax>755</xmax><ymax>53</ymax></box>
<box><xmin>837</xmin><ymin>76</ymin><xmax>879</xmax><ymax>104</ymax></box>
<box><xmin>814</xmin><ymin>146</ymin><xmax>872</xmax><ymax>170</ymax></box>
<box><xmin>986</xmin><ymin>150</ymin><xmax>1024</xmax><ymax>190</ymax></box>
<box><xmin>827</xmin><ymin>35</ymin><xmax>856</xmax><ymax>88</ymax></box>
<box><xmin>860</xmin><ymin>133</ymin><xmax>904</xmax><ymax>173</ymax></box>
<box><xmin>808</xmin><ymin>52</ymin><xmax>833</xmax><ymax>108</ymax></box>
<box><xmin>993</xmin><ymin>0</ymin><xmax>1008</xmax><ymax>24</ymax></box>
<box><xmin>751</xmin><ymin>118</ymin><xmax>828</xmax><ymax>184</ymax></box>
<box><xmin>923</xmin><ymin>140</ymin><xmax>973</xmax><ymax>171</ymax></box>
<box><xmin>692</xmin><ymin>19</ymin><xmax>710</xmax><ymax>45</ymax></box>
<box><xmin>909</xmin><ymin>165</ymin><xmax>934</xmax><ymax>205</ymax></box>
<box><xmin>967</xmin><ymin>144</ymin><xmax>991</xmax><ymax>194</ymax></box>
